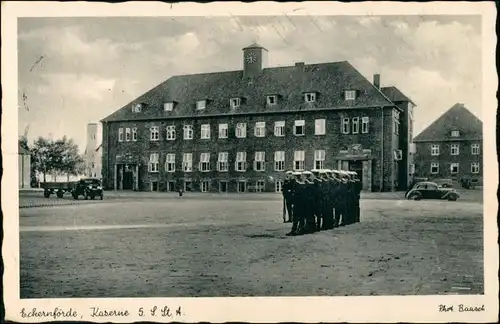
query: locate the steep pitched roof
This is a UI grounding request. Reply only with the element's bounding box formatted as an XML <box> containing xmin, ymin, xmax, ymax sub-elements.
<box><xmin>413</xmin><ymin>103</ymin><xmax>482</xmax><ymax>142</ymax></box>
<box><xmin>101</xmin><ymin>61</ymin><xmax>396</xmax><ymax>123</ymax></box>
<box><xmin>381</xmin><ymin>86</ymin><xmax>416</xmax><ymax>106</ymax></box>
<box><xmin>18</xmin><ymin>143</ymin><xmax>29</xmax><ymax>155</ymax></box>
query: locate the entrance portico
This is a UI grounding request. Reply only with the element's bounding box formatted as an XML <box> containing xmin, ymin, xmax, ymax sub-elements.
<box><xmin>114</xmin><ymin>153</ymin><xmax>140</xmax><ymax>191</ymax></box>
<box><xmin>335</xmin><ymin>144</ymin><xmax>373</xmax><ymax>192</ymax></box>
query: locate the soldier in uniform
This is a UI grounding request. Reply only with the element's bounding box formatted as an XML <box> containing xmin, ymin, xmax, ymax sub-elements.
<box><xmin>332</xmin><ymin>170</ymin><xmax>349</xmax><ymax>227</ymax></box>
<box><xmin>286</xmin><ymin>172</ymin><xmax>305</xmax><ymax>236</ymax></box>
<box><xmin>349</xmin><ymin>171</ymin><xmax>362</xmax><ymax>223</ymax></box>
<box><xmin>282</xmin><ymin>171</ymin><xmax>295</xmax><ymax>223</ymax></box>
<box><xmin>319</xmin><ymin>169</ymin><xmax>334</xmax><ymax>230</ymax></box>
<box><xmin>302</xmin><ymin>171</ymin><xmax>317</xmax><ymax>234</ymax></box>
<box><xmin>311</xmin><ymin>169</ymin><xmax>325</xmax><ymax>231</ymax></box>
<box><xmin>343</xmin><ymin>170</ymin><xmax>356</xmax><ymax>226</ymax></box>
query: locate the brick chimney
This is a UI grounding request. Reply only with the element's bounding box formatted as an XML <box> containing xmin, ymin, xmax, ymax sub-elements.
<box><xmin>373</xmin><ymin>74</ymin><xmax>381</xmax><ymax>89</ymax></box>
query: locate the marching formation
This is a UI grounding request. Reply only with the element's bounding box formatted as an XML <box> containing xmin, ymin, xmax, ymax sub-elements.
<box><xmin>282</xmin><ymin>169</ymin><xmax>362</xmax><ymax>236</ymax></box>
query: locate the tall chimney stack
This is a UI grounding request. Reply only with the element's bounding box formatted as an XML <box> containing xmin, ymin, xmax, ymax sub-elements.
<box><xmin>373</xmin><ymin>74</ymin><xmax>381</xmax><ymax>89</ymax></box>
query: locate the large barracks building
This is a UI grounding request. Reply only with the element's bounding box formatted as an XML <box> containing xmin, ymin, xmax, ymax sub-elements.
<box><xmin>101</xmin><ymin>43</ymin><xmax>416</xmax><ymax>193</ymax></box>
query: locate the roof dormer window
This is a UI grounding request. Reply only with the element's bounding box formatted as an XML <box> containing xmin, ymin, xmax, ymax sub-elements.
<box><xmin>304</xmin><ymin>92</ymin><xmax>316</xmax><ymax>103</ymax></box>
<box><xmin>451</xmin><ymin>130</ymin><xmax>460</xmax><ymax>137</ymax></box>
<box><xmin>230</xmin><ymin>98</ymin><xmax>241</xmax><ymax>109</ymax></box>
<box><xmin>267</xmin><ymin>95</ymin><xmax>278</xmax><ymax>106</ymax></box>
<box><xmin>196</xmin><ymin>100</ymin><xmax>206</xmax><ymax>110</ymax></box>
<box><xmin>164</xmin><ymin>102</ymin><xmax>174</xmax><ymax>112</ymax></box>
<box><xmin>344</xmin><ymin>90</ymin><xmax>356</xmax><ymax>100</ymax></box>
<box><xmin>132</xmin><ymin>103</ymin><xmax>142</xmax><ymax>113</ymax></box>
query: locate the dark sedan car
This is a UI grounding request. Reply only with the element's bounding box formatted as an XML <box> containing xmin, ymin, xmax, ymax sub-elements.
<box><xmin>405</xmin><ymin>181</ymin><xmax>460</xmax><ymax>201</ymax></box>
<box><xmin>72</xmin><ymin>178</ymin><xmax>104</xmax><ymax>200</ymax></box>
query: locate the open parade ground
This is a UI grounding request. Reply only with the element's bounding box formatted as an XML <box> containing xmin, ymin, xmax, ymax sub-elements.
<box><xmin>19</xmin><ymin>193</ymin><xmax>484</xmax><ymax>298</ymax></box>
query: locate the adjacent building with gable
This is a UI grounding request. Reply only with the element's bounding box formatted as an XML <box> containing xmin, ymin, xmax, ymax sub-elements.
<box><xmin>413</xmin><ymin>103</ymin><xmax>483</xmax><ymax>183</ymax></box>
<box><xmin>100</xmin><ymin>43</ymin><xmax>415</xmax><ymax>193</ymax></box>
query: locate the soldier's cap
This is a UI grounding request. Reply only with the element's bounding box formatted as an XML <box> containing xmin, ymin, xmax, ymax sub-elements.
<box><xmin>318</xmin><ymin>169</ymin><xmax>328</xmax><ymax>174</ymax></box>
<box><xmin>285</xmin><ymin>171</ymin><xmax>293</xmax><ymax>175</ymax></box>
<box><xmin>292</xmin><ymin>171</ymin><xmax>302</xmax><ymax>176</ymax></box>
<box><xmin>323</xmin><ymin>169</ymin><xmax>333</xmax><ymax>173</ymax></box>
<box><xmin>302</xmin><ymin>171</ymin><xmax>313</xmax><ymax>175</ymax></box>
<box><xmin>310</xmin><ymin>169</ymin><xmax>320</xmax><ymax>173</ymax></box>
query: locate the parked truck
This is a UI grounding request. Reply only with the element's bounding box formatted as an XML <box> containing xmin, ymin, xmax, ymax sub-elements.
<box><xmin>41</xmin><ymin>178</ymin><xmax>104</xmax><ymax>200</ymax></box>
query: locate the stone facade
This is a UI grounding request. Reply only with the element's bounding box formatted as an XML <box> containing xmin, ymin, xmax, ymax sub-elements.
<box><xmin>102</xmin><ymin>105</ymin><xmax>408</xmax><ymax>192</ymax></box>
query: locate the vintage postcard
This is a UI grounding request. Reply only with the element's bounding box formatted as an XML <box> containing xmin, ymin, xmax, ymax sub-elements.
<box><xmin>2</xmin><ymin>1</ymin><xmax>498</xmax><ymax>323</ymax></box>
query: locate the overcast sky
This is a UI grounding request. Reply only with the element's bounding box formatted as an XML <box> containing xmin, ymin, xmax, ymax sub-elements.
<box><xmin>18</xmin><ymin>15</ymin><xmax>482</xmax><ymax>151</ymax></box>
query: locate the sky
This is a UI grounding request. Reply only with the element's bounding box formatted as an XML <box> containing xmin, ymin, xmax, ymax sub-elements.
<box><xmin>17</xmin><ymin>15</ymin><xmax>483</xmax><ymax>152</ymax></box>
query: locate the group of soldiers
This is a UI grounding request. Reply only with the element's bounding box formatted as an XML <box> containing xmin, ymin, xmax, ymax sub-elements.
<box><xmin>282</xmin><ymin>169</ymin><xmax>362</xmax><ymax>236</ymax></box>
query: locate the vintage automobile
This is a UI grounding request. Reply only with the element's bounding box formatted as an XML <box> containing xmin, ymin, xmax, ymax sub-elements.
<box><xmin>72</xmin><ymin>178</ymin><xmax>104</xmax><ymax>200</ymax></box>
<box><xmin>405</xmin><ymin>181</ymin><xmax>460</xmax><ymax>201</ymax></box>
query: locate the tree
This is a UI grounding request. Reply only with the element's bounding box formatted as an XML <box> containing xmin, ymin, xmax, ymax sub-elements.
<box><xmin>30</xmin><ymin>135</ymin><xmax>84</xmax><ymax>182</ymax></box>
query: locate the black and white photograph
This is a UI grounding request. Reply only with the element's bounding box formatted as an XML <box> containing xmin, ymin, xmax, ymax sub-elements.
<box><xmin>2</xmin><ymin>1</ymin><xmax>498</xmax><ymax>323</ymax></box>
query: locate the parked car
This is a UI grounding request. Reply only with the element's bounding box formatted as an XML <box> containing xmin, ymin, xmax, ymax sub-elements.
<box><xmin>405</xmin><ymin>181</ymin><xmax>460</xmax><ymax>201</ymax></box>
<box><xmin>72</xmin><ymin>178</ymin><xmax>104</xmax><ymax>200</ymax></box>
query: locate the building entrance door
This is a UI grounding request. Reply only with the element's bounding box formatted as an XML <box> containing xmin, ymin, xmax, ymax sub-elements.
<box><xmin>238</xmin><ymin>181</ymin><xmax>246</xmax><ymax>193</ymax></box>
<box><xmin>349</xmin><ymin>160</ymin><xmax>363</xmax><ymax>186</ymax></box>
<box><xmin>123</xmin><ymin>165</ymin><xmax>134</xmax><ymax>190</ymax></box>
<box><xmin>219</xmin><ymin>181</ymin><xmax>228</xmax><ymax>193</ymax></box>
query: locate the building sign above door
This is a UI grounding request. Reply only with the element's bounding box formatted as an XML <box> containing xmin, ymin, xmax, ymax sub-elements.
<box><xmin>336</xmin><ymin>144</ymin><xmax>372</xmax><ymax>160</ymax></box>
<box><xmin>116</xmin><ymin>153</ymin><xmax>138</xmax><ymax>164</ymax></box>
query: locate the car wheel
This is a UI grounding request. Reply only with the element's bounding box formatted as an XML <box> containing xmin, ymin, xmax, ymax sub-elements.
<box><xmin>100</xmin><ymin>195</ymin><xmax>104</xmax><ymax>200</ymax></box>
<box><xmin>90</xmin><ymin>195</ymin><xmax>95</xmax><ymax>200</ymax></box>
<box><xmin>72</xmin><ymin>193</ymin><xmax>78</xmax><ymax>200</ymax></box>
<box><xmin>56</xmin><ymin>191</ymin><xmax>64</xmax><ymax>198</ymax></box>
<box><xmin>447</xmin><ymin>194</ymin><xmax>457</xmax><ymax>201</ymax></box>
<box><xmin>84</xmin><ymin>193</ymin><xmax>88</xmax><ymax>200</ymax></box>
<box><xmin>408</xmin><ymin>192</ymin><xmax>422</xmax><ymax>201</ymax></box>
<box><xmin>44</xmin><ymin>191</ymin><xmax>50</xmax><ymax>198</ymax></box>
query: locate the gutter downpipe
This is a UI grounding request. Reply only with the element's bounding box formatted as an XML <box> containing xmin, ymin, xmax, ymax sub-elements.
<box><xmin>380</xmin><ymin>106</ymin><xmax>384</xmax><ymax>192</ymax></box>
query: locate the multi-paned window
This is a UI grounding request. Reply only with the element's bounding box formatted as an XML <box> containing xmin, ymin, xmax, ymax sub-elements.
<box><xmin>149</xmin><ymin>153</ymin><xmax>159</xmax><ymax>172</ymax></box>
<box><xmin>274</xmin><ymin>151</ymin><xmax>285</xmax><ymax>171</ymax></box>
<box><xmin>393</xmin><ymin>111</ymin><xmax>400</xmax><ymax>135</ymax></box>
<box><xmin>165</xmin><ymin>153</ymin><xmax>175</xmax><ymax>172</ymax></box>
<box><xmin>131</xmin><ymin>127</ymin><xmax>137</xmax><ymax>141</ymax></box>
<box><xmin>450</xmin><ymin>163</ymin><xmax>459</xmax><ymax>174</ymax></box>
<box><xmin>125</xmin><ymin>128</ymin><xmax>131</xmax><ymax>141</ymax></box>
<box><xmin>254</xmin><ymin>151</ymin><xmax>265</xmax><ymax>171</ymax></box>
<box><xmin>304</xmin><ymin>92</ymin><xmax>316</xmax><ymax>103</ymax></box>
<box><xmin>166</xmin><ymin>125</ymin><xmax>175</xmax><ymax>140</ymax></box>
<box><xmin>294</xmin><ymin>150</ymin><xmax>305</xmax><ymax>171</ymax></box>
<box><xmin>230</xmin><ymin>98</ymin><xmax>241</xmax><ymax>109</ymax></box>
<box><xmin>236</xmin><ymin>152</ymin><xmax>247</xmax><ymax>172</ymax></box>
<box><xmin>236</xmin><ymin>123</ymin><xmax>247</xmax><ymax>138</ymax></box>
<box><xmin>201</xmin><ymin>124</ymin><xmax>211</xmax><ymax>139</ymax></box>
<box><xmin>182</xmin><ymin>153</ymin><xmax>192</xmax><ymax>172</ymax></box>
<box><xmin>150</xmin><ymin>126</ymin><xmax>160</xmax><ymax>141</ymax></box>
<box><xmin>118</xmin><ymin>128</ymin><xmax>124</xmax><ymax>142</ymax></box>
<box><xmin>314</xmin><ymin>119</ymin><xmax>325</xmax><ymax>135</ymax></box>
<box><xmin>361</xmin><ymin>117</ymin><xmax>369</xmax><ymax>133</ymax></box>
<box><xmin>451</xmin><ymin>130</ymin><xmax>460</xmax><ymax>137</ymax></box>
<box><xmin>254</xmin><ymin>122</ymin><xmax>266</xmax><ymax>137</ymax></box>
<box><xmin>344</xmin><ymin>90</ymin><xmax>356</xmax><ymax>100</ymax></box>
<box><xmin>200</xmin><ymin>180</ymin><xmax>210</xmax><ymax>193</ymax></box>
<box><xmin>183</xmin><ymin>125</ymin><xmax>193</xmax><ymax>140</ymax></box>
<box><xmin>431</xmin><ymin>144</ymin><xmax>440</xmax><ymax>156</ymax></box>
<box><xmin>256</xmin><ymin>180</ymin><xmax>265</xmax><ymax>192</ymax></box>
<box><xmin>471</xmin><ymin>144</ymin><xmax>480</xmax><ymax>155</ymax></box>
<box><xmin>164</xmin><ymin>102</ymin><xmax>174</xmax><ymax>111</ymax></box>
<box><xmin>342</xmin><ymin>118</ymin><xmax>350</xmax><ymax>134</ymax></box>
<box><xmin>294</xmin><ymin>120</ymin><xmax>305</xmax><ymax>136</ymax></box>
<box><xmin>196</xmin><ymin>100</ymin><xmax>206</xmax><ymax>110</ymax></box>
<box><xmin>314</xmin><ymin>150</ymin><xmax>325</xmax><ymax>170</ymax></box>
<box><xmin>274</xmin><ymin>121</ymin><xmax>285</xmax><ymax>137</ymax></box>
<box><xmin>430</xmin><ymin>162</ymin><xmax>439</xmax><ymax>174</ymax></box>
<box><xmin>199</xmin><ymin>153</ymin><xmax>210</xmax><ymax>172</ymax></box>
<box><xmin>275</xmin><ymin>180</ymin><xmax>284</xmax><ymax>193</ymax></box>
<box><xmin>267</xmin><ymin>95</ymin><xmax>277</xmax><ymax>106</ymax></box>
<box><xmin>451</xmin><ymin>144</ymin><xmax>460</xmax><ymax>155</ymax></box>
<box><xmin>409</xmin><ymin>163</ymin><xmax>415</xmax><ymax>174</ymax></box>
<box><xmin>219</xmin><ymin>123</ymin><xmax>228</xmax><ymax>138</ymax></box>
<box><xmin>352</xmin><ymin>117</ymin><xmax>360</xmax><ymax>134</ymax></box>
<box><xmin>217</xmin><ymin>152</ymin><xmax>229</xmax><ymax>172</ymax></box>
<box><xmin>471</xmin><ymin>163</ymin><xmax>480</xmax><ymax>174</ymax></box>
